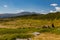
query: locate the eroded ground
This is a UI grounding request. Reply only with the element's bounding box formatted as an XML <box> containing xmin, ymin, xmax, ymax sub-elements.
<box><xmin>32</xmin><ymin>33</ymin><xmax>60</xmax><ymax>40</ymax></box>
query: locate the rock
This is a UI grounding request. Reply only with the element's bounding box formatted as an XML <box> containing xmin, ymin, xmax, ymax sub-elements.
<box><xmin>42</xmin><ymin>25</ymin><xmax>50</xmax><ymax>28</ymax></box>
<box><xmin>32</xmin><ymin>32</ymin><xmax>40</xmax><ymax>36</ymax></box>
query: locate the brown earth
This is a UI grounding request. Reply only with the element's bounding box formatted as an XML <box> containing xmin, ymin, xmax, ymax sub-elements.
<box><xmin>32</xmin><ymin>33</ymin><xmax>60</xmax><ymax>40</ymax></box>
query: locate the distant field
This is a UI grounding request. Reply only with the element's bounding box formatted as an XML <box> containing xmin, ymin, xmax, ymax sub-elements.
<box><xmin>0</xmin><ymin>18</ymin><xmax>60</xmax><ymax>28</ymax></box>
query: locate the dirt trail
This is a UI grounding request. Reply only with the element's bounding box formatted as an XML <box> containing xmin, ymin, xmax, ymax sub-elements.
<box><xmin>0</xmin><ymin>25</ymin><xmax>7</xmax><ymax>28</ymax></box>
<box><xmin>0</xmin><ymin>25</ymin><xmax>16</xmax><ymax>29</ymax></box>
<box><xmin>32</xmin><ymin>33</ymin><xmax>60</xmax><ymax>40</ymax></box>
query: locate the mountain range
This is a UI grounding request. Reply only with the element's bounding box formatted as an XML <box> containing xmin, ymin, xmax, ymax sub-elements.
<box><xmin>0</xmin><ymin>12</ymin><xmax>60</xmax><ymax>20</ymax></box>
<box><xmin>0</xmin><ymin>12</ymin><xmax>39</xmax><ymax>18</ymax></box>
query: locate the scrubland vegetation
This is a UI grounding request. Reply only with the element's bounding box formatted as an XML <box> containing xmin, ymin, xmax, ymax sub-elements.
<box><xmin>0</xmin><ymin>27</ymin><xmax>60</xmax><ymax>40</ymax></box>
<box><xmin>0</xmin><ymin>12</ymin><xmax>60</xmax><ymax>40</ymax></box>
<box><xmin>0</xmin><ymin>12</ymin><xmax>60</xmax><ymax>28</ymax></box>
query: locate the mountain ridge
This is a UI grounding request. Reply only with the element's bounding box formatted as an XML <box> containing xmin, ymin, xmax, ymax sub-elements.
<box><xmin>0</xmin><ymin>12</ymin><xmax>60</xmax><ymax>20</ymax></box>
<box><xmin>0</xmin><ymin>12</ymin><xmax>40</xmax><ymax>18</ymax></box>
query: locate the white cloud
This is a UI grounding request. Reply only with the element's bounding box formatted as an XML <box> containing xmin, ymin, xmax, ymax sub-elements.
<box><xmin>49</xmin><ymin>3</ymin><xmax>60</xmax><ymax>13</ymax></box>
<box><xmin>3</xmin><ymin>5</ymin><xmax>8</xmax><ymax>8</ymax></box>
<box><xmin>50</xmin><ymin>10</ymin><xmax>53</xmax><ymax>12</ymax></box>
<box><xmin>50</xmin><ymin>3</ymin><xmax>58</xmax><ymax>6</ymax></box>
<box><xmin>40</xmin><ymin>10</ymin><xmax>47</xmax><ymax>14</ymax></box>
<box><xmin>16</xmin><ymin>10</ymin><xmax>25</xmax><ymax>13</ymax></box>
<box><xmin>50</xmin><ymin>7</ymin><xmax>60</xmax><ymax>13</ymax></box>
<box><xmin>55</xmin><ymin>7</ymin><xmax>60</xmax><ymax>11</ymax></box>
<box><xmin>50</xmin><ymin>10</ymin><xmax>56</xmax><ymax>13</ymax></box>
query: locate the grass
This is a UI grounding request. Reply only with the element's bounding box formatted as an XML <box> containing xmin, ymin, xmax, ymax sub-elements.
<box><xmin>0</xmin><ymin>14</ymin><xmax>60</xmax><ymax>40</ymax></box>
<box><xmin>32</xmin><ymin>33</ymin><xmax>60</xmax><ymax>40</ymax></box>
<box><xmin>0</xmin><ymin>33</ymin><xmax>33</xmax><ymax>40</ymax></box>
<box><xmin>0</xmin><ymin>18</ymin><xmax>60</xmax><ymax>28</ymax></box>
<box><xmin>0</xmin><ymin>27</ymin><xmax>59</xmax><ymax>40</ymax></box>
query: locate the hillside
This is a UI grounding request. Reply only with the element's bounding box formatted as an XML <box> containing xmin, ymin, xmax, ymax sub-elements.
<box><xmin>0</xmin><ymin>12</ymin><xmax>60</xmax><ymax>40</ymax></box>
<box><xmin>0</xmin><ymin>12</ymin><xmax>60</xmax><ymax>28</ymax></box>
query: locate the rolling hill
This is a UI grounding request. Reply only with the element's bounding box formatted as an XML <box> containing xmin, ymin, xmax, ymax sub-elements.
<box><xmin>0</xmin><ymin>12</ymin><xmax>60</xmax><ymax>28</ymax></box>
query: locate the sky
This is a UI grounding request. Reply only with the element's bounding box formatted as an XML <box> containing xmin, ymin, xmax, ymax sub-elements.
<box><xmin>0</xmin><ymin>0</ymin><xmax>60</xmax><ymax>14</ymax></box>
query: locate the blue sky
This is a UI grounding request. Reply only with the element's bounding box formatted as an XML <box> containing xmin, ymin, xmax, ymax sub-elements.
<box><xmin>0</xmin><ymin>0</ymin><xmax>60</xmax><ymax>14</ymax></box>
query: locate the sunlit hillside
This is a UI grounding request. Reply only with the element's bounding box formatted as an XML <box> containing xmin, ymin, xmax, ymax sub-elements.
<box><xmin>0</xmin><ymin>12</ymin><xmax>60</xmax><ymax>28</ymax></box>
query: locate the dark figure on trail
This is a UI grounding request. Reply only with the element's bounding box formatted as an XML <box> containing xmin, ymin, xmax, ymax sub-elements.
<box><xmin>52</xmin><ymin>24</ymin><xmax>55</xmax><ymax>28</ymax></box>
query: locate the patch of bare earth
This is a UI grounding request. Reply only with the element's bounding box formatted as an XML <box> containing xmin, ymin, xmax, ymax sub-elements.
<box><xmin>0</xmin><ymin>25</ymin><xmax>17</xmax><ymax>29</ymax></box>
<box><xmin>32</xmin><ymin>33</ymin><xmax>60</xmax><ymax>40</ymax></box>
